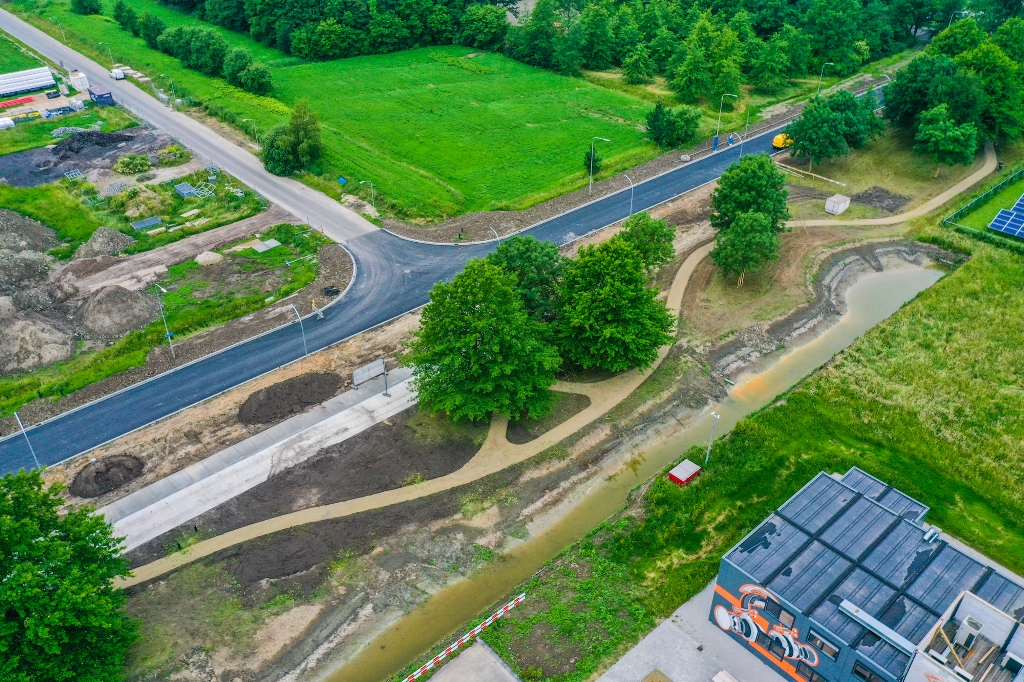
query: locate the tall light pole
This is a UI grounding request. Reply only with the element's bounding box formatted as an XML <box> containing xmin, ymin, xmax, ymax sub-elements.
<box><xmin>715</xmin><ymin>94</ymin><xmax>738</xmax><ymax>151</ymax></box>
<box><xmin>153</xmin><ymin>284</ymin><xmax>175</xmax><ymax>360</ymax></box>
<box><xmin>589</xmin><ymin>137</ymin><xmax>610</xmax><ymax>195</ymax></box>
<box><xmin>488</xmin><ymin>226</ymin><xmax>500</xmax><ymax>244</ymax></box>
<box><xmin>705</xmin><ymin>411</ymin><xmax>720</xmax><ymax>465</ymax></box>
<box><xmin>241</xmin><ymin>118</ymin><xmax>259</xmax><ymax>149</ymax></box>
<box><xmin>50</xmin><ymin>18</ymin><xmax>66</xmax><ymax>43</ymax></box>
<box><xmin>160</xmin><ymin>74</ymin><xmax>176</xmax><ymax>102</ymax></box>
<box><xmin>947</xmin><ymin>10</ymin><xmax>966</xmax><ymax>27</ymax></box>
<box><xmin>739</xmin><ymin>108</ymin><xmax>751</xmax><ymax>157</ymax></box>
<box><xmin>290</xmin><ymin>304</ymin><xmax>308</xmax><ymax>358</ymax></box>
<box><xmin>360</xmin><ymin>180</ymin><xmax>375</xmax><ymax>210</ymax></box>
<box><xmin>14</xmin><ymin>412</ymin><xmax>41</xmax><ymax>470</ymax></box>
<box><xmin>624</xmin><ymin>174</ymin><xmax>634</xmax><ymax>216</ymax></box>
<box><xmin>99</xmin><ymin>42</ymin><xmax>113</xmax><ymax>67</ymax></box>
<box><xmin>816</xmin><ymin>62</ymin><xmax>835</xmax><ymax>97</ymax></box>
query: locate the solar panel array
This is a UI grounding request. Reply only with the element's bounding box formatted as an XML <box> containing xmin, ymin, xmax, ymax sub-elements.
<box><xmin>725</xmin><ymin>468</ymin><xmax>1024</xmax><ymax>680</ymax></box>
<box><xmin>988</xmin><ymin>191</ymin><xmax>1024</xmax><ymax>238</ymax></box>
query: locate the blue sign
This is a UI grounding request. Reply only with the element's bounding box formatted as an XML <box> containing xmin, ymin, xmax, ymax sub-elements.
<box><xmin>337</xmin><ymin>177</ymin><xmax>348</xmax><ymax>185</ymax></box>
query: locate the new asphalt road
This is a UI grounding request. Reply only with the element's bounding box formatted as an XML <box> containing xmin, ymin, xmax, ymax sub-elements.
<box><xmin>0</xmin><ymin>12</ymin><xmax>786</xmax><ymax>472</ymax></box>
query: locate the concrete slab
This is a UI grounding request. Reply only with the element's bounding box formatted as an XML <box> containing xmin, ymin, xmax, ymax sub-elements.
<box><xmin>597</xmin><ymin>582</ymin><xmax>789</xmax><ymax>682</ymax></box>
<box><xmin>100</xmin><ymin>369</ymin><xmax>413</xmax><ymax>550</ymax></box>
<box><xmin>431</xmin><ymin>640</ymin><xmax>522</xmax><ymax>682</ymax></box>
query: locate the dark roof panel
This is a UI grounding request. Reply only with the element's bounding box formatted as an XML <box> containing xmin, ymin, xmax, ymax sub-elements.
<box><xmin>906</xmin><ymin>545</ymin><xmax>986</xmax><ymax>613</ymax></box>
<box><xmin>768</xmin><ymin>542</ymin><xmax>853</xmax><ymax>612</ymax></box>
<box><xmin>779</xmin><ymin>474</ymin><xmax>857</xmax><ymax>534</ymax></box>
<box><xmin>821</xmin><ymin>497</ymin><xmax>897</xmax><ymax>560</ymax></box>
<box><xmin>841</xmin><ymin>467</ymin><xmax>888</xmax><ymax>500</ymax></box>
<box><xmin>863</xmin><ymin>520</ymin><xmax>939</xmax><ymax>588</ymax></box>
<box><xmin>856</xmin><ymin>634</ymin><xmax>912</xmax><ymax>678</ymax></box>
<box><xmin>877</xmin><ymin>488</ymin><xmax>928</xmax><ymax>521</ymax></box>
<box><xmin>727</xmin><ymin>515</ymin><xmax>809</xmax><ymax>583</ymax></box>
<box><xmin>810</xmin><ymin>569</ymin><xmax>897</xmax><ymax>644</ymax></box>
<box><xmin>879</xmin><ymin>595</ymin><xmax>937</xmax><ymax>644</ymax></box>
<box><xmin>974</xmin><ymin>571</ymin><xmax>1024</xmax><ymax>621</ymax></box>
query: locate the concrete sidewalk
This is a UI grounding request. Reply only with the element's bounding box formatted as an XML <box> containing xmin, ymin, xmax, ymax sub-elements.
<box><xmin>598</xmin><ymin>582</ymin><xmax>788</xmax><ymax>682</ymax></box>
<box><xmin>101</xmin><ymin>368</ymin><xmax>413</xmax><ymax>550</ymax></box>
<box><xmin>431</xmin><ymin>640</ymin><xmax>522</xmax><ymax>682</ymax></box>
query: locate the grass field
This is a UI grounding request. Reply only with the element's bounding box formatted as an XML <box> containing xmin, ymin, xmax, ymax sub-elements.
<box><xmin>0</xmin><ymin>104</ymin><xmax>138</xmax><ymax>156</ymax></box>
<box><xmin>0</xmin><ymin>30</ymin><xmax>42</xmax><ymax>73</ymax></box>
<box><xmin>961</xmin><ymin>175</ymin><xmax>1024</xmax><ymax>231</ymax></box>
<box><xmin>0</xmin><ymin>224</ymin><xmax>326</xmax><ymax>416</ymax></box>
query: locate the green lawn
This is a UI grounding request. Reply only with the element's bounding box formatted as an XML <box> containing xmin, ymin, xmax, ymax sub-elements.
<box><xmin>474</xmin><ymin>236</ymin><xmax>1024</xmax><ymax>679</ymax></box>
<box><xmin>0</xmin><ymin>30</ymin><xmax>43</xmax><ymax>73</ymax></box>
<box><xmin>961</xmin><ymin>175</ymin><xmax>1024</xmax><ymax>231</ymax></box>
<box><xmin>0</xmin><ymin>224</ymin><xmax>326</xmax><ymax>416</ymax></box>
<box><xmin>0</xmin><ymin>104</ymin><xmax>138</xmax><ymax>156</ymax></box>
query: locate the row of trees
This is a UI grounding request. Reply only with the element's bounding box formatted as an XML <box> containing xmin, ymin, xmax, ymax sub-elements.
<box><xmin>786</xmin><ymin>89</ymin><xmax>886</xmax><ymax>169</ymax></box>
<box><xmin>406</xmin><ymin>215</ymin><xmax>675</xmax><ymax>421</ymax></box>
<box><xmin>106</xmin><ymin>0</ymin><xmax>273</xmax><ymax>95</ymax></box>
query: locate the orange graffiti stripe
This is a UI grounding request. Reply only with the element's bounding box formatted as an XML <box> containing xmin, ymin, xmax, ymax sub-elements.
<box><xmin>713</xmin><ymin>584</ymin><xmax>809</xmax><ymax>682</ymax></box>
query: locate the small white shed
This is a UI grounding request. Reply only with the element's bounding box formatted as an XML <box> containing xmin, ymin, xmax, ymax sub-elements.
<box><xmin>825</xmin><ymin>194</ymin><xmax>851</xmax><ymax>215</ymax></box>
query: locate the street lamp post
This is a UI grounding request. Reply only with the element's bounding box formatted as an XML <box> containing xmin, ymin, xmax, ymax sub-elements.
<box><xmin>153</xmin><ymin>284</ymin><xmax>175</xmax><ymax>360</ymax></box>
<box><xmin>715</xmin><ymin>94</ymin><xmax>738</xmax><ymax>151</ymax></box>
<box><xmin>624</xmin><ymin>174</ymin><xmax>634</xmax><ymax>216</ymax></box>
<box><xmin>816</xmin><ymin>62</ymin><xmax>835</xmax><ymax>97</ymax></box>
<box><xmin>488</xmin><ymin>226</ymin><xmax>500</xmax><ymax>244</ymax></box>
<box><xmin>589</xmin><ymin>137</ymin><xmax>610</xmax><ymax>195</ymax></box>
<box><xmin>705</xmin><ymin>411</ymin><xmax>720</xmax><ymax>465</ymax></box>
<box><xmin>14</xmin><ymin>412</ymin><xmax>41</xmax><ymax>470</ymax></box>
<box><xmin>99</xmin><ymin>42</ymin><xmax>113</xmax><ymax>67</ymax></box>
<box><xmin>289</xmin><ymin>304</ymin><xmax>309</xmax><ymax>358</ymax></box>
<box><xmin>740</xmin><ymin>109</ymin><xmax>751</xmax><ymax>157</ymax></box>
<box><xmin>160</xmin><ymin>74</ymin><xmax>176</xmax><ymax>104</ymax></box>
<box><xmin>50</xmin><ymin>18</ymin><xmax>66</xmax><ymax>43</ymax></box>
<box><xmin>241</xmin><ymin>118</ymin><xmax>259</xmax><ymax>149</ymax></box>
<box><xmin>360</xmin><ymin>180</ymin><xmax>375</xmax><ymax>210</ymax></box>
<box><xmin>947</xmin><ymin>10</ymin><xmax>966</xmax><ymax>27</ymax></box>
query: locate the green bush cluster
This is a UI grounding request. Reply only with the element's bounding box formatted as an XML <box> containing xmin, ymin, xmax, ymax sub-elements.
<box><xmin>113</xmin><ymin>153</ymin><xmax>152</xmax><ymax>174</ymax></box>
<box><xmin>111</xmin><ymin>0</ymin><xmax>272</xmax><ymax>95</ymax></box>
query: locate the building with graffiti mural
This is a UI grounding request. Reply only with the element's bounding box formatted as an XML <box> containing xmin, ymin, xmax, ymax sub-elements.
<box><xmin>709</xmin><ymin>468</ymin><xmax>1024</xmax><ymax>682</ymax></box>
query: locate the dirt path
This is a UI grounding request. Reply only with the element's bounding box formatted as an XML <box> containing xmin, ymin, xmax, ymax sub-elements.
<box><xmin>62</xmin><ymin>205</ymin><xmax>299</xmax><ymax>294</ymax></box>
<box><xmin>117</xmin><ymin>242</ymin><xmax>714</xmax><ymax>588</ymax></box>
<box><xmin>787</xmin><ymin>142</ymin><xmax>998</xmax><ymax>227</ymax></box>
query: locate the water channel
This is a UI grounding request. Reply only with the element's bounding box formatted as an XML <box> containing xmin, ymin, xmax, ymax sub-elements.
<box><xmin>324</xmin><ymin>264</ymin><xmax>946</xmax><ymax>682</ymax></box>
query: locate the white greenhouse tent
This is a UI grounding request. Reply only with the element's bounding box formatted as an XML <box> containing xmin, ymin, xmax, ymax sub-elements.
<box><xmin>0</xmin><ymin>67</ymin><xmax>55</xmax><ymax>97</ymax></box>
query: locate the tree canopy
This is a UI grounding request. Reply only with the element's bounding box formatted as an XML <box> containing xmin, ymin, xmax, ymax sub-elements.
<box><xmin>710</xmin><ymin>210</ymin><xmax>780</xmax><ymax>286</ymax></box>
<box><xmin>787</xmin><ymin>90</ymin><xmax>884</xmax><ymax>167</ymax></box>
<box><xmin>554</xmin><ymin>238</ymin><xmax>674</xmax><ymax>372</ymax></box>
<box><xmin>710</xmin><ymin>154</ymin><xmax>790</xmax><ymax>234</ymax></box>
<box><xmin>617</xmin><ymin>212</ymin><xmax>676</xmax><ymax>273</ymax></box>
<box><xmin>0</xmin><ymin>470</ymin><xmax>137</xmax><ymax>681</ymax></box>
<box><xmin>405</xmin><ymin>259</ymin><xmax>561</xmax><ymax>422</ymax></box>
<box><xmin>645</xmin><ymin>102</ymin><xmax>701</xmax><ymax>148</ymax></box>
<box><xmin>914</xmin><ymin>103</ymin><xmax>980</xmax><ymax>167</ymax></box>
<box><xmin>262</xmin><ymin>100</ymin><xmax>324</xmax><ymax>175</ymax></box>
<box><xmin>485</xmin><ymin>235</ymin><xmax>566</xmax><ymax>323</ymax></box>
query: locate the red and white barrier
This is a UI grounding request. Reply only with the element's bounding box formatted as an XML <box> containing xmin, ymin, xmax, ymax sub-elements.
<box><xmin>400</xmin><ymin>593</ymin><xmax>527</xmax><ymax>682</ymax></box>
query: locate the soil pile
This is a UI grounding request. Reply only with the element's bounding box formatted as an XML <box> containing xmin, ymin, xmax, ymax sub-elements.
<box><xmin>70</xmin><ymin>455</ymin><xmax>144</xmax><ymax>497</ymax></box>
<box><xmin>0</xmin><ymin>249</ymin><xmax>54</xmax><ymax>295</ymax></box>
<box><xmin>853</xmin><ymin>186</ymin><xmax>911</xmax><ymax>213</ymax></box>
<box><xmin>53</xmin><ymin>131</ymin><xmax>133</xmax><ymax>160</ymax></box>
<box><xmin>73</xmin><ymin>227</ymin><xmax>136</xmax><ymax>259</ymax></box>
<box><xmin>73</xmin><ymin>285</ymin><xmax>161</xmax><ymax>339</ymax></box>
<box><xmin>0</xmin><ymin>312</ymin><xmax>75</xmax><ymax>374</ymax></box>
<box><xmin>0</xmin><ymin>210</ymin><xmax>57</xmax><ymax>252</ymax></box>
<box><xmin>238</xmin><ymin>372</ymin><xmax>343</xmax><ymax>425</ymax></box>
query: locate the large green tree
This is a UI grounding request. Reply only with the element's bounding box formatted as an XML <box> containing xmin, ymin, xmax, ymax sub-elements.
<box><xmin>956</xmin><ymin>42</ymin><xmax>1024</xmax><ymax>140</ymax></box>
<box><xmin>927</xmin><ymin>17</ymin><xmax>986</xmax><ymax>57</ymax></box>
<box><xmin>405</xmin><ymin>259</ymin><xmax>560</xmax><ymax>421</ymax></box>
<box><xmin>554</xmin><ymin>239</ymin><xmax>674</xmax><ymax>372</ymax></box>
<box><xmin>460</xmin><ymin>4</ymin><xmax>509</xmax><ymax>50</ymax></box>
<box><xmin>579</xmin><ymin>3</ymin><xmax>614</xmax><ymax>69</ymax></box>
<box><xmin>622</xmin><ymin>44</ymin><xmax>656</xmax><ymax>84</ymax></box>
<box><xmin>914</xmin><ymin>103</ymin><xmax>979</xmax><ymax>168</ymax></box>
<box><xmin>993</xmin><ymin>18</ymin><xmax>1024</xmax><ymax>64</ymax></box>
<box><xmin>710</xmin><ymin>154</ymin><xmax>790</xmax><ymax>233</ymax></box>
<box><xmin>618</xmin><ymin>212</ymin><xmax>675</xmax><ymax>273</ymax></box>
<box><xmin>710</xmin><ymin>211</ymin><xmax>780</xmax><ymax>286</ymax></box>
<box><xmin>645</xmin><ymin>102</ymin><xmax>701</xmax><ymax>148</ymax></box>
<box><xmin>486</xmin><ymin>235</ymin><xmax>566</xmax><ymax>322</ymax></box>
<box><xmin>752</xmin><ymin>33</ymin><xmax>790</xmax><ymax>92</ymax></box>
<box><xmin>786</xmin><ymin>98</ymin><xmax>850</xmax><ymax>169</ymax></box>
<box><xmin>0</xmin><ymin>470</ymin><xmax>137</xmax><ymax>681</ymax></box>
<box><xmin>262</xmin><ymin>100</ymin><xmax>324</xmax><ymax>175</ymax></box>
<box><xmin>826</xmin><ymin>89</ymin><xmax>886</xmax><ymax>149</ymax></box>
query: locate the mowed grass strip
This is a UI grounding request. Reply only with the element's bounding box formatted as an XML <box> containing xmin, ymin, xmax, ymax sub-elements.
<box><xmin>12</xmin><ymin>3</ymin><xmax>658</xmax><ymax>220</ymax></box>
<box><xmin>475</xmin><ymin>242</ymin><xmax>1024</xmax><ymax>680</ymax></box>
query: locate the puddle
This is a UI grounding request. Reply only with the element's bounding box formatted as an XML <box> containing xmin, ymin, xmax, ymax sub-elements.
<box><xmin>321</xmin><ymin>264</ymin><xmax>945</xmax><ymax>682</ymax></box>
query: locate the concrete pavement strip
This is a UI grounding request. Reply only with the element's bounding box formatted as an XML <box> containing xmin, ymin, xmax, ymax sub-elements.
<box><xmin>103</xmin><ymin>368</ymin><xmax>413</xmax><ymax>551</ymax></box>
<box><xmin>431</xmin><ymin>640</ymin><xmax>523</xmax><ymax>682</ymax></box>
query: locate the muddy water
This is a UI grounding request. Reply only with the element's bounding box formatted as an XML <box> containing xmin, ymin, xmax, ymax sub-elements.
<box><xmin>323</xmin><ymin>265</ymin><xmax>944</xmax><ymax>682</ymax></box>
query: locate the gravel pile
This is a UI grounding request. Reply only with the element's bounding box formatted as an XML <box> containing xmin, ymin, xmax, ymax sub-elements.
<box><xmin>101</xmin><ymin>181</ymin><xmax>134</xmax><ymax>197</ymax></box>
<box><xmin>53</xmin><ymin>131</ymin><xmax>133</xmax><ymax>160</ymax></box>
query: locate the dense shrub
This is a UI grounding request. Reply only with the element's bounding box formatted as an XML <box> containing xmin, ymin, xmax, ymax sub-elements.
<box><xmin>71</xmin><ymin>0</ymin><xmax>102</xmax><ymax>15</ymax></box>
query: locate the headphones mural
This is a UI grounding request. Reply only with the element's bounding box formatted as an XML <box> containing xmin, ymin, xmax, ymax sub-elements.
<box><xmin>713</xmin><ymin>584</ymin><xmax>820</xmax><ymax>667</ymax></box>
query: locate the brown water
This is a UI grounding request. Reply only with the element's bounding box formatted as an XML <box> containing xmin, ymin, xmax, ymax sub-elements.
<box><xmin>322</xmin><ymin>265</ymin><xmax>944</xmax><ymax>682</ymax></box>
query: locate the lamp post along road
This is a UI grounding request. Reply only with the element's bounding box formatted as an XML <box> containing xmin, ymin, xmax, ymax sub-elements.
<box><xmin>241</xmin><ymin>118</ymin><xmax>259</xmax><ymax>150</ymax></box>
<box><xmin>589</xmin><ymin>137</ymin><xmax>610</xmax><ymax>195</ymax></box>
<box><xmin>624</xmin><ymin>174</ymin><xmax>634</xmax><ymax>216</ymax></box>
<box><xmin>99</xmin><ymin>41</ymin><xmax>113</xmax><ymax>67</ymax></box>
<box><xmin>705</xmin><ymin>411</ymin><xmax>720</xmax><ymax>465</ymax></box>
<box><xmin>816</xmin><ymin>62</ymin><xmax>835</xmax><ymax>97</ymax></box>
<box><xmin>290</xmin><ymin>304</ymin><xmax>309</xmax><ymax>358</ymax></box>
<box><xmin>715</xmin><ymin>94</ymin><xmax>738</xmax><ymax>151</ymax></box>
<box><xmin>154</xmin><ymin>284</ymin><xmax>175</xmax><ymax>360</ymax></box>
<box><xmin>14</xmin><ymin>412</ymin><xmax>41</xmax><ymax>470</ymax></box>
<box><xmin>360</xmin><ymin>180</ymin><xmax>375</xmax><ymax>210</ymax></box>
<box><xmin>50</xmin><ymin>18</ymin><xmax>65</xmax><ymax>42</ymax></box>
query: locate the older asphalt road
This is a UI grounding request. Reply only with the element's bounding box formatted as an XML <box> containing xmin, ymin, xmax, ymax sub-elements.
<box><xmin>0</xmin><ymin>11</ymin><xmax>782</xmax><ymax>472</ymax></box>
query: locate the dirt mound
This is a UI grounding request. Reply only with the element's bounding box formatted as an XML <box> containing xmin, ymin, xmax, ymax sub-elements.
<box><xmin>73</xmin><ymin>228</ymin><xmax>136</xmax><ymax>259</ymax></box>
<box><xmin>0</xmin><ymin>312</ymin><xmax>75</xmax><ymax>374</ymax></box>
<box><xmin>53</xmin><ymin>131</ymin><xmax>134</xmax><ymax>160</ymax></box>
<box><xmin>69</xmin><ymin>455</ymin><xmax>144</xmax><ymax>498</ymax></box>
<box><xmin>0</xmin><ymin>249</ymin><xmax>54</xmax><ymax>295</ymax></box>
<box><xmin>853</xmin><ymin>186</ymin><xmax>911</xmax><ymax>213</ymax></box>
<box><xmin>0</xmin><ymin>210</ymin><xmax>57</xmax><ymax>252</ymax></box>
<box><xmin>238</xmin><ymin>372</ymin><xmax>342</xmax><ymax>425</ymax></box>
<box><xmin>73</xmin><ymin>285</ymin><xmax>160</xmax><ymax>339</ymax></box>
